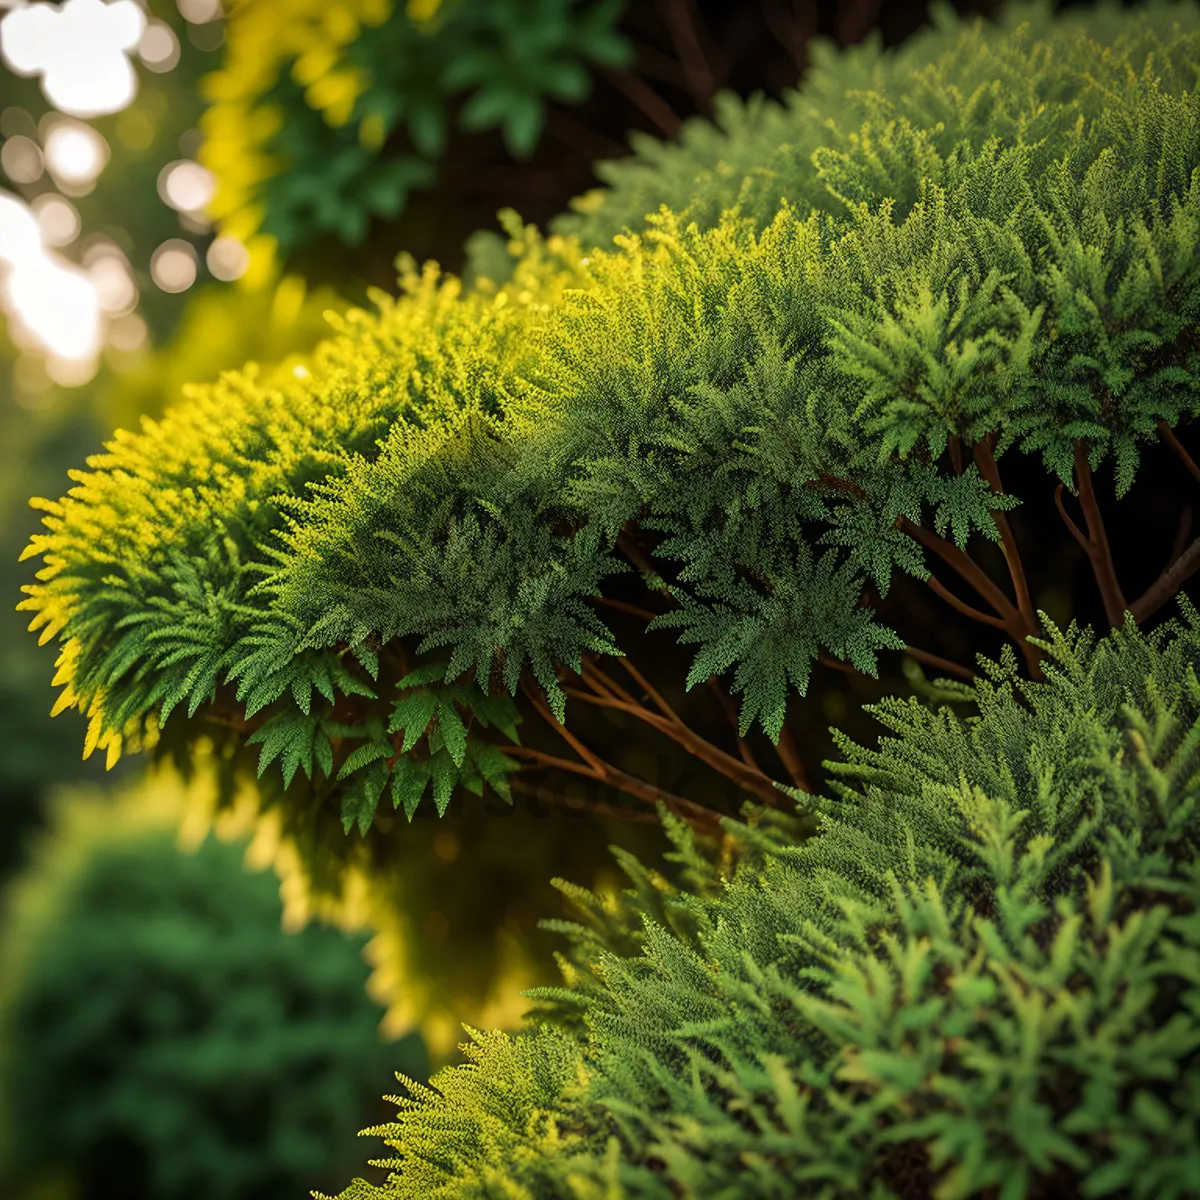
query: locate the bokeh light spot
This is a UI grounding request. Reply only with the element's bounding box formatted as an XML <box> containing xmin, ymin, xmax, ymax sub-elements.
<box><xmin>159</xmin><ymin>159</ymin><xmax>215</xmax><ymax>213</ymax></box>
<box><xmin>43</xmin><ymin>122</ymin><xmax>108</xmax><ymax>187</ymax></box>
<box><xmin>138</xmin><ymin>20</ymin><xmax>180</xmax><ymax>72</ymax></box>
<box><xmin>206</xmin><ymin>235</ymin><xmax>249</xmax><ymax>281</ymax></box>
<box><xmin>150</xmin><ymin>239</ymin><xmax>198</xmax><ymax>292</ymax></box>
<box><xmin>32</xmin><ymin>194</ymin><xmax>81</xmax><ymax>246</ymax></box>
<box><xmin>177</xmin><ymin>0</ymin><xmax>223</xmax><ymax>24</ymax></box>
<box><xmin>0</xmin><ymin>135</ymin><xmax>44</xmax><ymax>184</ymax></box>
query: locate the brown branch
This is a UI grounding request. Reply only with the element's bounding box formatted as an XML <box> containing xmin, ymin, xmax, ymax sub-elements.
<box><xmin>501</xmin><ymin>743</ymin><xmax>720</xmax><ymax>831</ymax></box>
<box><xmin>948</xmin><ymin>434</ymin><xmax>965</xmax><ymax>476</ymax></box>
<box><xmin>579</xmin><ymin>658</ymin><xmax>640</xmax><ymax>707</ymax></box>
<box><xmin>925</xmin><ymin>573</ymin><xmax>1011</xmax><ymax>630</ymax></box>
<box><xmin>517</xmin><ymin>677</ymin><xmax>725</xmax><ymax>828</ymax></box>
<box><xmin>617</xmin><ymin>526</ymin><xmax>668</xmax><ymax>592</ymax></box>
<box><xmin>589</xmin><ymin>595</ymin><xmax>662</xmax><ymax>623</ymax></box>
<box><xmin>659</xmin><ymin>0</ymin><xmax>719</xmax><ymax>107</ymax></box>
<box><xmin>760</xmin><ymin>0</ymin><xmax>811</xmax><ymax>68</ymax></box>
<box><xmin>1072</xmin><ymin>440</ymin><xmax>1128</xmax><ymax>628</ymax></box>
<box><xmin>1172</xmin><ymin>507</ymin><xmax>1194</xmax><ymax>566</ymax></box>
<box><xmin>904</xmin><ymin>646</ymin><xmax>976</xmax><ymax>683</ymax></box>
<box><xmin>1158</xmin><ymin>420</ymin><xmax>1200</xmax><ymax>485</ymax></box>
<box><xmin>601</xmin><ymin>68</ymin><xmax>681</xmax><ymax>137</ymax></box>
<box><xmin>520</xmin><ymin>677</ymin><xmax>610</xmax><ymax>775</ymax></box>
<box><xmin>628</xmin><ymin>38</ymin><xmax>692</xmax><ymax>87</ymax></box>
<box><xmin>706</xmin><ymin>675</ymin><xmax>763</xmax><ymax>774</ymax></box>
<box><xmin>544</xmin><ymin>108</ymin><xmax>629</xmax><ymax>164</ymax></box>
<box><xmin>819</xmin><ymin>654</ymin><xmax>860</xmax><ymax>676</ymax></box>
<box><xmin>561</xmin><ymin>674</ymin><xmax>792</xmax><ymax>809</ymax></box>
<box><xmin>508</xmin><ymin>776</ymin><xmax>660</xmax><ymax>825</ymax></box>
<box><xmin>1130</xmin><ymin>537</ymin><xmax>1200</xmax><ymax>624</ymax></box>
<box><xmin>611</xmin><ymin>654</ymin><xmax>683</xmax><ymax>725</ymax></box>
<box><xmin>900</xmin><ymin>518</ymin><xmax>1019</xmax><ymax>622</ymax></box>
<box><xmin>1054</xmin><ymin>483</ymin><xmax>1091</xmax><ymax>552</ymax></box>
<box><xmin>772</xmin><ymin>717</ymin><xmax>811</xmax><ymax>793</ymax></box>
<box><xmin>973</xmin><ymin>438</ymin><xmax>1038</xmax><ymax>644</ymax></box>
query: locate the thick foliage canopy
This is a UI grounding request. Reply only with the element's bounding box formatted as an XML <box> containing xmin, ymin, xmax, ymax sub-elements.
<box><xmin>19</xmin><ymin>0</ymin><xmax>1200</xmax><ymax>1038</ymax></box>
<box><xmin>325</xmin><ymin>611</ymin><xmax>1200</xmax><ymax>1200</ymax></box>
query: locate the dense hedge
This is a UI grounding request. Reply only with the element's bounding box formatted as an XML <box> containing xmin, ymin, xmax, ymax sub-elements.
<box><xmin>323</xmin><ymin>611</ymin><xmax>1200</xmax><ymax>1199</ymax></box>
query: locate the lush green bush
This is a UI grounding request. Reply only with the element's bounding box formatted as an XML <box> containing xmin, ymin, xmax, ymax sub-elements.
<box><xmin>324</xmin><ymin>611</ymin><xmax>1200</xmax><ymax>1199</ymax></box>
<box><xmin>0</xmin><ymin>767</ymin><xmax>425</xmax><ymax>1200</ymax></box>
<box><xmin>16</xmin><ymin>0</ymin><xmax>1200</xmax><ymax>1191</ymax></box>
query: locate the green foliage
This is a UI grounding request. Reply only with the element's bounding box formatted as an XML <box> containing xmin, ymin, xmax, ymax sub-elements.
<box><xmin>0</xmin><ymin>769</ymin><xmax>425</xmax><ymax>1200</ymax></box>
<box><xmin>328</xmin><ymin>610</ymin><xmax>1200</xmax><ymax>1199</ymax></box>
<box><xmin>552</xmin><ymin>0</ymin><xmax>1200</xmax><ymax>251</ymax></box>
<box><xmin>202</xmin><ymin>0</ymin><xmax>632</xmax><ymax>256</ymax></box>
<box><xmin>19</xmin><ymin>0</ymin><xmax>1200</xmax><ymax>1058</ymax></box>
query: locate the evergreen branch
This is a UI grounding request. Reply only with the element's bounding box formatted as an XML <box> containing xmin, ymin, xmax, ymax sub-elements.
<box><xmin>1072</xmin><ymin>440</ymin><xmax>1129</xmax><ymax>628</ymax></box>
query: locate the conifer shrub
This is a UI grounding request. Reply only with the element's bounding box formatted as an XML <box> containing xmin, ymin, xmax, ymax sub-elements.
<box><xmin>323</xmin><ymin>611</ymin><xmax>1200</xmax><ymax>1199</ymax></box>
<box><xmin>16</xmin><ymin>0</ymin><xmax>1200</xmax><ymax>1169</ymax></box>
<box><xmin>0</xmin><ymin>768</ymin><xmax>426</xmax><ymax>1200</ymax></box>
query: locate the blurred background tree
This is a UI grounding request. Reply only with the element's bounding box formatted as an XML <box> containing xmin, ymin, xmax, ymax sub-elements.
<box><xmin>0</xmin><ymin>765</ymin><xmax>426</xmax><ymax>1200</ymax></box>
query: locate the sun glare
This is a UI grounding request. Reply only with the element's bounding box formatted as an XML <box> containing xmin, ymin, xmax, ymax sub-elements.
<box><xmin>1</xmin><ymin>0</ymin><xmax>146</xmax><ymax>118</ymax></box>
<box><xmin>0</xmin><ymin>189</ymin><xmax>104</xmax><ymax>379</ymax></box>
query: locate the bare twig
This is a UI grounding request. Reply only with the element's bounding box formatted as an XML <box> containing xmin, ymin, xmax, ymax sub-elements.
<box><xmin>1130</xmin><ymin>537</ymin><xmax>1200</xmax><ymax>624</ymax></box>
<box><xmin>601</xmin><ymin>68</ymin><xmax>681</xmax><ymax>137</ymax></box>
<box><xmin>706</xmin><ymin>675</ymin><xmax>765</xmax><ymax>774</ymax></box>
<box><xmin>1172</xmin><ymin>507</ymin><xmax>1194</xmax><ymax>566</ymax></box>
<box><xmin>1054</xmin><ymin>483</ymin><xmax>1091</xmax><ymax>552</ymax></box>
<box><xmin>925</xmin><ymin>573</ymin><xmax>1011</xmax><ymax>630</ymax></box>
<box><xmin>589</xmin><ymin>595</ymin><xmax>662</xmax><ymax>623</ymax></box>
<box><xmin>760</xmin><ymin>0</ymin><xmax>811</xmax><ymax>68</ymax></box>
<box><xmin>508</xmin><ymin>776</ymin><xmax>660</xmax><ymax>825</ymax></box>
<box><xmin>900</xmin><ymin>518</ymin><xmax>1019</xmax><ymax>622</ymax></box>
<box><xmin>502</xmin><ymin>740</ymin><xmax>720</xmax><ymax>831</ymax></box>
<box><xmin>562</xmin><ymin>671</ymin><xmax>793</xmax><ymax>809</ymax></box>
<box><xmin>974</xmin><ymin>438</ymin><xmax>1039</xmax><ymax>646</ymax></box>
<box><xmin>948</xmin><ymin>433</ymin><xmax>965</xmax><ymax>476</ymax></box>
<box><xmin>772</xmin><ymin>718</ymin><xmax>811</xmax><ymax>793</ymax></box>
<box><xmin>544</xmin><ymin>109</ymin><xmax>629</xmax><ymax>163</ymax></box>
<box><xmin>904</xmin><ymin>646</ymin><xmax>976</xmax><ymax>683</ymax></box>
<box><xmin>1072</xmin><ymin>440</ymin><xmax>1128</xmax><ymax>628</ymax></box>
<box><xmin>1158</xmin><ymin>420</ymin><xmax>1200</xmax><ymax>485</ymax></box>
<box><xmin>660</xmin><ymin>0</ymin><xmax>720</xmax><ymax>106</ymax></box>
